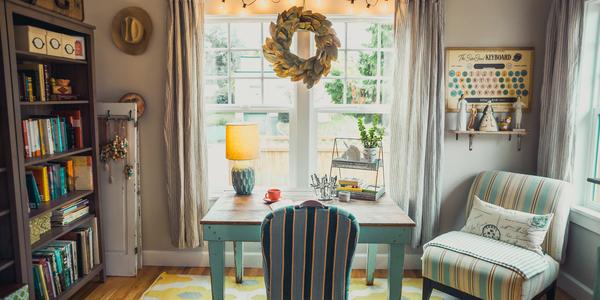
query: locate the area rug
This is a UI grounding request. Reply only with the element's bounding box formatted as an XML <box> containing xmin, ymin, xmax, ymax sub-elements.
<box><xmin>141</xmin><ymin>273</ymin><xmax>457</xmax><ymax>300</ymax></box>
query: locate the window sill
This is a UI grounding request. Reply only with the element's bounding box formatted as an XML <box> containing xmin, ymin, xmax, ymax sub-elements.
<box><xmin>570</xmin><ymin>205</ymin><xmax>600</xmax><ymax>234</ymax></box>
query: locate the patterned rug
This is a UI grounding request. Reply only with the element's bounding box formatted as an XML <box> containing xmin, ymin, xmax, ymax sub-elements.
<box><xmin>142</xmin><ymin>273</ymin><xmax>457</xmax><ymax>300</ymax></box>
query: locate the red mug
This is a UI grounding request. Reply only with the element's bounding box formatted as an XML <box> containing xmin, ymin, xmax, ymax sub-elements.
<box><xmin>265</xmin><ymin>188</ymin><xmax>281</xmax><ymax>202</ymax></box>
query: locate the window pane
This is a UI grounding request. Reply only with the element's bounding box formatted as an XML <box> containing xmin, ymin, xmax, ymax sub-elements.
<box><xmin>231</xmin><ymin>50</ymin><xmax>262</xmax><ymax>77</ymax></box>
<box><xmin>347</xmin><ymin>23</ymin><xmax>378</xmax><ymax>49</ymax></box>
<box><xmin>204</xmin><ymin>79</ymin><xmax>229</xmax><ymax>104</ymax></box>
<box><xmin>207</xmin><ymin>112</ymin><xmax>290</xmax><ymax>193</ymax></box>
<box><xmin>232</xmin><ymin>78</ymin><xmax>261</xmax><ymax>105</ymax></box>
<box><xmin>347</xmin><ymin>79</ymin><xmax>377</xmax><ymax>104</ymax></box>
<box><xmin>381</xmin><ymin>51</ymin><xmax>394</xmax><ymax>77</ymax></box>
<box><xmin>231</xmin><ymin>22</ymin><xmax>261</xmax><ymax>49</ymax></box>
<box><xmin>347</xmin><ymin>50</ymin><xmax>377</xmax><ymax>77</ymax></box>
<box><xmin>313</xmin><ymin>78</ymin><xmax>345</xmax><ymax>105</ymax></box>
<box><xmin>381</xmin><ymin>80</ymin><xmax>393</xmax><ymax>104</ymax></box>
<box><xmin>328</xmin><ymin>50</ymin><xmax>345</xmax><ymax>77</ymax></box>
<box><xmin>204</xmin><ymin>23</ymin><xmax>228</xmax><ymax>48</ymax></box>
<box><xmin>264</xmin><ymin>79</ymin><xmax>294</xmax><ymax>105</ymax></box>
<box><xmin>380</xmin><ymin>24</ymin><xmax>393</xmax><ymax>49</ymax></box>
<box><xmin>332</xmin><ymin>22</ymin><xmax>346</xmax><ymax>48</ymax></box>
<box><xmin>205</xmin><ymin>50</ymin><xmax>228</xmax><ymax>76</ymax></box>
<box><xmin>316</xmin><ymin>113</ymin><xmax>390</xmax><ymax>185</ymax></box>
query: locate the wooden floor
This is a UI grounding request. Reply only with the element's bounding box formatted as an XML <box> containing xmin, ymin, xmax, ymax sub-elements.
<box><xmin>73</xmin><ymin>267</ymin><xmax>574</xmax><ymax>300</ymax></box>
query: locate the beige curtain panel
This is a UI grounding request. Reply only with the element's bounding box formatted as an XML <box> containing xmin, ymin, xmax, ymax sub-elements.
<box><xmin>389</xmin><ymin>0</ymin><xmax>445</xmax><ymax>247</ymax></box>
<box><xmin>537</xmin><ymin>0</ymin><xmax>584</xmax><ymax>182</ymax></box>
<box><xmin>164</xmin><ymin>0</ymin><xmax>208</xmax><ymax>249</ymax></box>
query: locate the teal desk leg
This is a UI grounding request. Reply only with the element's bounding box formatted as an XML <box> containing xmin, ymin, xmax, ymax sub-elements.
<box><xmin>388</xmin><ymin>244</ymin><xmax>405</xmax><ymax>300</ymax></box>
<box><xmin>234</xmin><ymin>241</ymin><xmax>244</xmax><ymax>283</ymax></box>
<box><xmin>366</xmin><ymin>244</ymin><xmax>377</xmax><ymax>285</ymax></box>
<box><xmin>208</xmin><ymin>241</ymin><xmax>225</xmax><ymax>300</ymax></box>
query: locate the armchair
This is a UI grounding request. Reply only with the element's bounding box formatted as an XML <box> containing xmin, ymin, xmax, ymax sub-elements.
<box><xmin>422</xmin><ymin>171</ymin><xmax>571</xmax><ymax>300</ymax></box>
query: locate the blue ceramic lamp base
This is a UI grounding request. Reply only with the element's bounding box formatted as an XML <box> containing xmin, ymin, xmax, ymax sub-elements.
<box><xmin>231</xmin><ymin>167</ymin><xmax>255</xmax><ymax>195</ymax></box>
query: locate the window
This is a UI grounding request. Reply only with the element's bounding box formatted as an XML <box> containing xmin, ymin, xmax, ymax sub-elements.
<box><xmin>204</xmin><ymin>17</ymin><xmax>393</xmax><ymax>194</ymax></box>
<box><xmin>580</xmin><ymin>1</ymin><xmax>600</xmax><ymax>208</ymax></box>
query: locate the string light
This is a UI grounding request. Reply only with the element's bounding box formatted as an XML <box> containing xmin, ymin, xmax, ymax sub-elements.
<box><xmin>221</xmin><ymin>0</ymin><xmax>385</xmax><ymax>9</ymax></box>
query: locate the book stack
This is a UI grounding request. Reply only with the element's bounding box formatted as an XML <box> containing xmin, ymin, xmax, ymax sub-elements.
<box><xmin>51</xmin><ymin>199</ymin><xmax>89</xmax><ymax>226</ymax></box>
<box><xmin>18</xmin><ymin>63</ymin><xmax>50</xmax><ymax>102</ymax></box>
<box><xmin>26</xmin><ymin>159</ymin><xmax>77</xmax><ymax>209</ymax></box>
<box><xmin>22</xmin><ymin>110</ymin><xmax>84</xmax><ymax>158</ymax></box>
<box><xmin>32</xmin><ymin>218</ymin><xmax>100</xmax><ymax>300</ymax></box>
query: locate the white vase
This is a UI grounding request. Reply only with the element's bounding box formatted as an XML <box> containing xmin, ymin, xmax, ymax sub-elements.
<box><xmin>363</xmin><ymin>147</ymin><xmax>378</xmax><ymax>162</ymax></box>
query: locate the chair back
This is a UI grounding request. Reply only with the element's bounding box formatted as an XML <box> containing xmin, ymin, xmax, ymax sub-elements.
<box><xmin>261</xmin><ymin>203</ymin><xmax>359</xmax><ymax>300</ymax></box>
<box><xmin>467</xmin><ymin>170</ymin><xmax>572</xmax><ymax>261</ymax></box>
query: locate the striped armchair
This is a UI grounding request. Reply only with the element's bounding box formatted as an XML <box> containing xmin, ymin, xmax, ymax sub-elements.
<box><xmin>422</xmin><ymin>171</ymin><xmax>572</xmax><ymax>300</ymax></box>
<box><xmin>261</xmin><ymin>202</ymin><xmax>360</xmax><ymax>300</ymax></box>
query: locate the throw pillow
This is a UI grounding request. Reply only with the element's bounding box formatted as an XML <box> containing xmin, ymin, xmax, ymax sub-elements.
<box><xmin>462</xmin><ymin>196</ymin><xmax>553</xmax><ymax>255</ymax></box>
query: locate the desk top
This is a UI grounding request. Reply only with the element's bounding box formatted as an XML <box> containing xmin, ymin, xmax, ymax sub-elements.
<box><xmin>201</xmin><ymin>191</ymin><xmax>416</xmax><ymax>227</ymax></box>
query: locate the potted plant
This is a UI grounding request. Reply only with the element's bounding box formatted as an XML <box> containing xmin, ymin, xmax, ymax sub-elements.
<box><xmin>357</xmin><ymin>115</ymin><xmax>384</xmax><ymax>162</ymax></box>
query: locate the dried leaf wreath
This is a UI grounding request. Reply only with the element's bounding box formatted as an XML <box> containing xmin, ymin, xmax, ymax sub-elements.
<box><xmin>263</xmin><ymin>6</ymin><xmax>340</xmax><ymax>89</ymax></box>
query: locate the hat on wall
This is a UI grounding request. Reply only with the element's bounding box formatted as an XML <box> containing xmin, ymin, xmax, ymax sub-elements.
<box><xmin>111</xmin><ymin>7</ymin><xmax>153</xmax><ymax>55</ymax></box>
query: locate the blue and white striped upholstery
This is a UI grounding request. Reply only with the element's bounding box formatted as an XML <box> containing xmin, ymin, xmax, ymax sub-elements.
<box><xmin>261</xmin><ymin>205</ymin><xmax>360</xmax><ymax>300</ymax></box>
<box><xmin>422</xmin><ymin>171</ymin><xmax>572</xmax><ymax>300</ymax></box>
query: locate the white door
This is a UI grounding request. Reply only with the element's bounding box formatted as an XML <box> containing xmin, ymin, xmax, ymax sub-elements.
<box><xmin>96</xmin><ymin>103</ymin><xmax>139</xmax><ymax>276</ymax></box>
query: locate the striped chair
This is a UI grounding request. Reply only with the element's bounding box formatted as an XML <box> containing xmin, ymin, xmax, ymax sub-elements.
<box><xmin>261</xmin><ymin>201</ymin><xmax>360</xmax><ymax>300</ymax></box>
<box><xmin>422</xmin><ymin>171</ymin><xmax>572</xmax><ymax>300</ymax></box>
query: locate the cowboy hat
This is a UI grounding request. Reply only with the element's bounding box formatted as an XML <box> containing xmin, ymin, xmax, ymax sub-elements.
<box><xmin>112</xmin><ymin>7</ymin><xmax>152</xmax><ymax>55</ymax></box>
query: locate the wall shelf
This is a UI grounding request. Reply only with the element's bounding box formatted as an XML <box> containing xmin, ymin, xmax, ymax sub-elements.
<box><xmin>450</xmin><ymin>130</ymin><xmax>527</xmax><ymax>151</ymax></box>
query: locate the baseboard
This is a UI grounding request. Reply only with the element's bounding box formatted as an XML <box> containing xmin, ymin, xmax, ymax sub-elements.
<box><xmin>557</xmin><ymin>271</ymin><xmax>593</xmax><ymax>300</ymax></box>
<box><xmin>142</xmin><ymin>249</ymin><xmax>422</xmax><ymax>270</ymax></box>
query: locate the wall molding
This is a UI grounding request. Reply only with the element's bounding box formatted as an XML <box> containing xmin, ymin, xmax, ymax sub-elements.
<box><xmin>142</xmin><ymin>249</ymin><xmax>422</xmax><ymax>270</ymax></box>
<box><xmin>558</xmin><ymin>271</ymin><xmax>593</xmax><ymax>300</ymax></box>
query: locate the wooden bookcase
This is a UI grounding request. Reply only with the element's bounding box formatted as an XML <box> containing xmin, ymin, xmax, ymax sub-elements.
<box><xmin>0</xmin><ymin>0</ymin><xmax>104</xmax><ymax>298</ymax></box>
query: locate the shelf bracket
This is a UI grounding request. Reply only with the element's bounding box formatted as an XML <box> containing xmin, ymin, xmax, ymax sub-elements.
<box><xmin>469</xmin><ymin>134</ymin><xmax>473</xmax><ymax>151</ymax></box>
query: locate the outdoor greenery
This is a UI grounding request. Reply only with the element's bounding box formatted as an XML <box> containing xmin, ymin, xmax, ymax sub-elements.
<box><xmin>324</xmin><ymin>24</ymin><xmax>392</xmax><ymax>109</ymax></box>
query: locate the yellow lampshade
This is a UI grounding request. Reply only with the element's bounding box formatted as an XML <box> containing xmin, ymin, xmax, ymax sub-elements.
<box><xmin>225</xmin><ymin>123</ymin><xmax>259</xmax><ymax>160</ymax></box>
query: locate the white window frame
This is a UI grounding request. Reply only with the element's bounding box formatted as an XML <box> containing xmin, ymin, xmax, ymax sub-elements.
<box><xmin>581</xmin><ymin>0</ymin><xmax>600</xmax><ymax>210</ymax></box>
<box><xmin>204</xmin><ymin>16</ymin><xmax>393</xmax><ymax>191</ymax></box>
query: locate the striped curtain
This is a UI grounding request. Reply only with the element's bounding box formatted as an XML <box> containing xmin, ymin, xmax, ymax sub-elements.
<box><xmin>389</xmin><ymin>0</ymin><xmax>445</xmax><ymax>247</ymax></box>
<box><xmin>164</xmin><ymin>0</ymin><xmax>208</xmax><ymax>248</ymax></box>
<box><xmin>537</xmin><ymin>0</ymin><xmax>584</xmax><ymax>182</ymax></box>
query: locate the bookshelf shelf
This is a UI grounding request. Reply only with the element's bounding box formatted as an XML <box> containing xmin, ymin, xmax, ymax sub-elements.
<box><xmin>20</xmin><ymin>100</ymin><xmax>90</xmax><ymax>106</ymax></box>
<box><xmin>0</xmin><ymin>260</ymin><xmax>14</xmax><ymax>272</ymax></box>
<box><xmin>56</xmin><ymin>263</ymin><xmax>103</xmax><ymax>300</ymax></box>
<box><xmin>16</xmin><ymin>50</ymin><xmax>87</xmax><ymax>65</ymax></box>
<box><xmin>0</xmin><ymin>209</ymin><xmax>9</xmax><ymax>217</ymax></box>
<box><xmin>31</xmin><ymin>213</ymin><xmax>95</xmax><ymax>251</ymax></box>
<box><xmin>24</xmin><ymin>147</ymin><xmax>92</xmax><ymax>166</ymax></box>
<box><xmin>29</xmin><ymin>190</ymin><xmax>93</xmax><ymax>218</ymax></box>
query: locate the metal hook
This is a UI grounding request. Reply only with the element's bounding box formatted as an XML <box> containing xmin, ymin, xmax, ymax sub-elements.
<box><xmin>106</xmin><ymin>110</ymin><xmax>112</xmax><ymax>120</ymax></box>
<box><xmin>128</xmin><ymin>110</ymin><xmax>133</xmax><ymax>121</ymax></box>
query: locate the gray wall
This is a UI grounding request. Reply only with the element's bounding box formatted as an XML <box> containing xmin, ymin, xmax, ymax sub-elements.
<box><xmin>85</xmin><ymin>0</ymin><xmax>549</xmax><ymax>250</ymax></box>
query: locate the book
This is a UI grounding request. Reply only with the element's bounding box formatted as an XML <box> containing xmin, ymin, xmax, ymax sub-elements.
<box><xmin>27</xmin><ymin>166</ymin><xmax>50</xmax><ymax>202</ymax></box>
<box><xmin>91</xmin><ymin>217</ymin><xmax>100</xmax><ymax>265</ymax></box>
<box><xmin>72</xmin><ymin>156</ymin><xmax>93</xmax><ymax>190</ymax></box>
<box><xmin>18</xmin><ymin>63</ymin><xmax>50</xmax><ymax>102</ymax></box>
<box><xmin>26</xmin><ymin>171</ymin><xmax>42</xmax><ymax>208</ymax></box>
<box><xmin>54</xmin><ymin>110</ymin><xmax>83</xmax><ymax>149</ymax></box>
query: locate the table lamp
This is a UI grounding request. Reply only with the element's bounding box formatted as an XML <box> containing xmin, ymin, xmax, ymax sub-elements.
<box><xmin>226</xmin><ymin>123</ymin><xmax>259</xmax><ymax>195</ymax></box>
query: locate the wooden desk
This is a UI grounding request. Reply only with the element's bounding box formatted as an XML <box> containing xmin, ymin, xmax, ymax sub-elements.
<box><xmin>200</xmin><ymin>191</ymin><xmax>416</xmax><ymax>300</ymax></box>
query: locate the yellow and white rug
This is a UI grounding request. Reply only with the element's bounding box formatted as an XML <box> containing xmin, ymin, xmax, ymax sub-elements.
<box><xmin>142</xmin><ymin>273</ymin><xmax>457</xmax><ymax>300</ymax></box>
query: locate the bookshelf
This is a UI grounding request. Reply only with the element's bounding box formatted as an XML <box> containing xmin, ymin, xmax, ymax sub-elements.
<box><xmin>0</xmin><ymin>0</ymin><xmax>27</xmax><ymax>297</ymax></box>
<box><xmin>0</xmin><ymin>0</ymin><xmax>105</xmax><ymax>298</ymax></box>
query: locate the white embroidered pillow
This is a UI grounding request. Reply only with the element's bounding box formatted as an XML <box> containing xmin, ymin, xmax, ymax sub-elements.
<box><xmin>462</xmin><ymin>196</ymin><xmax>553</xmax><ymax>255</ymax></box>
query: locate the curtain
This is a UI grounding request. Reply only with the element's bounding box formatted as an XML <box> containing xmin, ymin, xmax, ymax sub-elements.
<box><xmin>164</xmin><ymin>0</ymin><xmax>208</xmax><ymax>248</ymax></box>
<box><xmin>537</xmin><ymin>0</ymin><xmax>584</xmax><ymax>182</ymax></box>
<box><xmin>389</xmin><ymin>0</ymin><xmax>445</xmax><ymax>247</ymax></box>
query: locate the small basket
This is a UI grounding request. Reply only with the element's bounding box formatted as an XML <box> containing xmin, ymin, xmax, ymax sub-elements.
<box><xmin>30</xmin><ymin>212</ymin><xmax>51</xmax><ymax>245</ymax></box>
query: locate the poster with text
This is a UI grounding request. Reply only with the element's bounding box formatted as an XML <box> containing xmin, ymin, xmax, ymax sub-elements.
<box><xmin>445</xmin><ymin>48</ymin><xmax>534</xmax><ymax>112</ymax></box>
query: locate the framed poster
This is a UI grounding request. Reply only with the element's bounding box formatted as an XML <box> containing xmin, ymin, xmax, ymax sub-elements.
<box><xmin>445</xmin><ymin>47</ymin><xmax>534</xmax><ymax>112</ymax></box>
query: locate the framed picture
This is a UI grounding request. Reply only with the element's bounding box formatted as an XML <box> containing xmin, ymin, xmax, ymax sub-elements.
<box><xmin>445</xmin><ymin>47</ymin><xmax>534</xmax><ymax>112</ymax></box>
